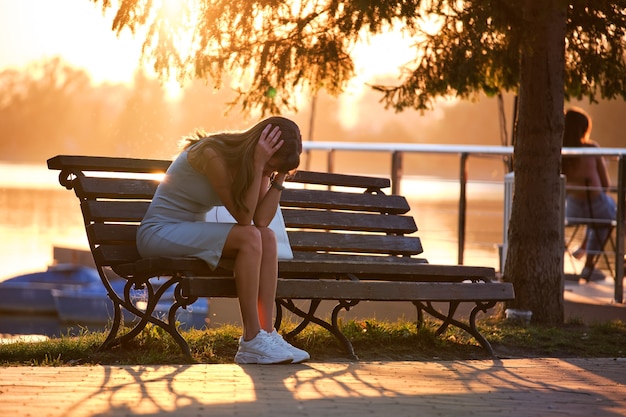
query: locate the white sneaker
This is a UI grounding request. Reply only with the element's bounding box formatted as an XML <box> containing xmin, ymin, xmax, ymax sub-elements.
<box><xmin>235</xmin><ymin>330</ymin><xmax>293</xmax><ymax>364</ymax></box>
<box><xmin>269</xmin><ymin>329</ymin><xmax>310</xmax><ymax>364</ymax></box>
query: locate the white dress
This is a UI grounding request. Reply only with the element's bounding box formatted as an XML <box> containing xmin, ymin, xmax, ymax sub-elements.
<box><xmin>136</xmin><ymin>147</ymin><xmax>235</xmax><ymax>269</ymax></box>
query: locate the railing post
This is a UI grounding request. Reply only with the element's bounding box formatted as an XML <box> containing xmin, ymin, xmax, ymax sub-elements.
<box><xmin>616</xmin><ymin>155</ymin><xmax>624</xmax><ymax>303</ymax></box>
<box><xmin>458</xmin><ymin>153</ymin><xmax>469</xmax><ymax>265</ymax></box>
<box><xmin>327</xmin><ymin>149</ymin><xmax>335</xmax><ymax>173</ymax></box>
<box><xmin>391</xmin><ymin>151</ymin><xmax>403</xmax><ymax>195</ymax></box>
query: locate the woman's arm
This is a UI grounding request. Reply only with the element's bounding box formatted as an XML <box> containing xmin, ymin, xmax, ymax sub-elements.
<box><xmin>253</xmin><ymin>172</ymin><xmax>286</xmax><ymax>227</ymax></box>
<box><xmin>191</xmin><ymin>124</ymin><xmax>283</xmax><ymax>225</ymax></box>
<box><xmin>587</xmin><ymin>141</ymin><xmax>611</xmax><ymax>190</ymax></box>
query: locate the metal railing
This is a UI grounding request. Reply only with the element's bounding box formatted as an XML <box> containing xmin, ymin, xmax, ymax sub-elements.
<box><xmin>302</xmin><ymin>142</ymin><xmax>626</xmax><ymax>303</ymax></box>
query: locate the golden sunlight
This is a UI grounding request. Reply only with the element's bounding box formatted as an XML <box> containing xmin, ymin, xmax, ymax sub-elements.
<box><xmin>0</xmin><ymin>0</ymin><xmax>199</xmax><ymax>101</ymax></box>
<box><xmin>0</xmin><ymin>1</ymin><xmax>142</xmax><ymax>85</ymax></box>
<box><xmin>337</xmin><ymin>11</ymin><xmax>445</xmax><ymax>130</ymax></box>
<box><xmin>151</xmin><ymin>0</ymin><xmax>201</xmax><ymax>100</ymax></box>
<box><xmin>160</xmin><ymin>0</ymin><xmax>183</xmax><ymax>16</ymax></box>
<box><xmin>155</xmin><ymin>0</ymin><xmax>198</xmax><ymax>30</ymax></box>
<box><xmin>0</xmin><ymin>1</ymin><xmax>430</xmax><ymax>107</ymax></box>
<box><xmin>339</xmin><ymin>29</ymin><xmax>416</xmax><ymax>129</ymax></box>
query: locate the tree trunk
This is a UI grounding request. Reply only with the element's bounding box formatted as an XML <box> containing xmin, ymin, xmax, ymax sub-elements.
<box><xmin>503</xmin><ymin>0</ymin><xmax>567</xmax><ymax>325</ymax></box>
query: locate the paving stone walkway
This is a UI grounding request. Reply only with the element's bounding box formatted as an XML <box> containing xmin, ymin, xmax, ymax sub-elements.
<box><xmin>1</xmin><ymin>358</ymin><xmax>625</xmax><ymax>417</ymax></box>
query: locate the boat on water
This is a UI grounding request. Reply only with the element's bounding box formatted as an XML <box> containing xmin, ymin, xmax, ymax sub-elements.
<box><xmin>0</xmin><ymin>264</ymin><xmax>101</xmax><ymax>314</ymax></box>
<box><xmin>52</xmin><ymin>279</ymin><xmax>209</xmax><ymax>330</ymax></box>
<box><xmin>0</xmin><ymin>264</ymin><xmax>209</xmax><ymax>330</ymax></box>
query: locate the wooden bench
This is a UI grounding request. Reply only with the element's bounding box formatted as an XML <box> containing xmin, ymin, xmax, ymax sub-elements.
<box><xmin>48</xmin><ymin>154</ymin><xmax>515</xmax><ymax>359</ymax></box>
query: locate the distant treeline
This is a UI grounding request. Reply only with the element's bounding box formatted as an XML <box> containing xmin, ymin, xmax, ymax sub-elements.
<box><xmin>1</xmin><ymin>57</ymin><xmax>623</xmax><ymax>178</ymax></box>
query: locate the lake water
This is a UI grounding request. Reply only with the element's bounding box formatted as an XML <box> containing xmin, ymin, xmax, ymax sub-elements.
<box><xmin>0</xmin><ymin>163</ymin><xmax>88</xmax><ymax>281</ymax></box>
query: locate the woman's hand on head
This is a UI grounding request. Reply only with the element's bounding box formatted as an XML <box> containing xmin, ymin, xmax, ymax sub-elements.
<box><xmin>254</xmin><ymin>124</ymin><xmax>284</xmax><ymax>169</ymax></box>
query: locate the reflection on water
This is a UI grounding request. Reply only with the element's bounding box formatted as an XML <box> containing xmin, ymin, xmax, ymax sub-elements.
<box><xmin>0</xmin><ymin>187</ymin><xmax>88</xmax><ymax>281</ymax></box>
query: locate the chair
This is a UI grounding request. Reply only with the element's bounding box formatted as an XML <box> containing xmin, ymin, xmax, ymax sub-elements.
<box><xmin>564</xmin><ymin>183</ymin><xmax>617</xmax><ymax>280</ymax></box>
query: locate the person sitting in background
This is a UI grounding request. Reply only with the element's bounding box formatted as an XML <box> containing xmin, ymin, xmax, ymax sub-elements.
<box><xmin>561</xmin><ymin>107</ymin><xmax>616</xmax><ymax>282</ymax></box>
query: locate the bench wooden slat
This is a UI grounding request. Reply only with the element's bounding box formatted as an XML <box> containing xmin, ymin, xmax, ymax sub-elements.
<box><xmin>281</xmin><ymin>189</ymin><xmax>410</xmax><ymax>214</ymax></box>
<box><xmin>48</xmin><ymin>155</ymin><xmax>390</xmax><ymax>190</ymax></box>
<box><xmin>80</xmin><ymin>201</ymin><xmax>417</xmax><ymax>234</ymax></box>
<box><xmin>92</xmin><ymin>230</ymin><xmax>422</xmax><ymax>264</ymax></box>
<box><xmin>282</xmin><ymin>208</ymin><xmax>417</xmax><ymax>233</ymax></box>
<box><xmin>82</xmin><ymin>201</ymin><xmax>149</xmax><ymax>222</ymax></box>
<box><xmin>279</xmin><ymin>253</ymin><xmax>493</xmax><ymax>281</ymax></box>
<box><xmin>289</xmin><ymin>171</ymin><xmax>390</xmax><ymax>190</ymax></box>
<box><xmin>87</xmin><ymin>223</ymin><xmax>138</xmax><ymax>244</ymax></box>
<box><xmin>73</xmin><ymin>178</ymin><xmax>408</xmax><ymax>213</ymax></box>
<box><xmin>275</xmin><ymin>280</ymin><xmax>515</xmax><ymax>301</ymax></box>
<box><xmin>93</xmin><ymin>244</ymin><xmax>141</xmax><ymax>267</ymax></box>
<box><xmin>84</xmin><ymin>211</ymin><xmax>419</xmax><ymax>248</ymax></box>
<box><xmin>48</xmin><ymin>155</ymin><xmax>170</xmax><ymax>174</ymax></box>
<box><xmin>75</xmin><ymin>177</ymin><xmax>159</xmax><ymax>200</ymax></box>
<box><xmin>184</xmin><ymin>277</ymin><xmax>515</xmax><ymax>301</ymax></box>
<box><xmin>117</xmin><ymin>252</ymin><xmax>492</xmax><ymax>284</ymax></box>
<box><xmin>287</xmin><ymin>231</ymin><xmax>422</xmax><ymax>255</ymax></box>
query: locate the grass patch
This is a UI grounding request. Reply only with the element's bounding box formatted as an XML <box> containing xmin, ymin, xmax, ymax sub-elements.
<box><xmin>0</xmin><ymin>318</ymin><xmax>624</xmax><ymax>366</ymax></box>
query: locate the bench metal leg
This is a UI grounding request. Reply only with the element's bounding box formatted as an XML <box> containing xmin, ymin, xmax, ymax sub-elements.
<box><xmin>275</xmin><ymin>299</ymin><xmax>323</xmax><ymax>336</ymax></box>
<box><xmin>276</xmin><ymin>298</ymin><xmax>360</xmax><ymax>360</ymax></box>
<box><xmin>96</xmin><ymin>272</ymin><xmax>194</xmax><ymax>359</ymax></box>
<box><xmin>413</xmin><ymin>300</ymin><xmax>498</xmax><ymax>356</ymax></box>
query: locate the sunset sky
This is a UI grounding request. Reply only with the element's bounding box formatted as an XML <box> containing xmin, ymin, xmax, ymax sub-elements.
<box><xmin>0</xmin><ymin>0</ymin><xmax>142</xmax><ymax>85</ymax></box>
<box><xmin>0</xmin><ymin>0</ymin><xmax>416</xmax><ymax>121</ymax></box>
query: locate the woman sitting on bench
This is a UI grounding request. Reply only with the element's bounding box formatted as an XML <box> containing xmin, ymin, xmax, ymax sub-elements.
<box><xmin>137</xmin><ymin>116</ymin><xmax>308</xmax><ymax>364</ymax></box>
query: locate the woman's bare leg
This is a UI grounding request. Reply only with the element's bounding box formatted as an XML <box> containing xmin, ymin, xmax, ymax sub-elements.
<box><xmin>222</xmin><ymin>225</ymin><xmax>263</xmax><ymax>341</ymax></box>
<box><xmin>256</xmin><ymin>227</ymin><xmax>278</xmax><ymax>331</ymax></box>
<box><xmin>573</xmin><ymin>233</ymin><xmax>587</xmax><ymax>260</ymax></box>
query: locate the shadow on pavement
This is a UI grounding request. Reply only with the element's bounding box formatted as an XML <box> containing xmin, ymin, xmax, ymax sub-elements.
<box><xmin>76</xmin><ymin>358</ymin><xmax>626</xmax><ymax>417</ymax></box>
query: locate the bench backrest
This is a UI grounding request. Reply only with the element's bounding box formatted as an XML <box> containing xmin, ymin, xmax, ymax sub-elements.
<box><xmin>47</xmin><ymin>155</ymin><xmax>423</xmax><ymax>275</ymax></box>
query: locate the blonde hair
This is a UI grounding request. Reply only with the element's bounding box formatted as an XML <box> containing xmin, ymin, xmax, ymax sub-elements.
<box><xmin>184</xmin><ymin>116</ymin><xmax>302</xmax><ymax>212</ymax></box>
